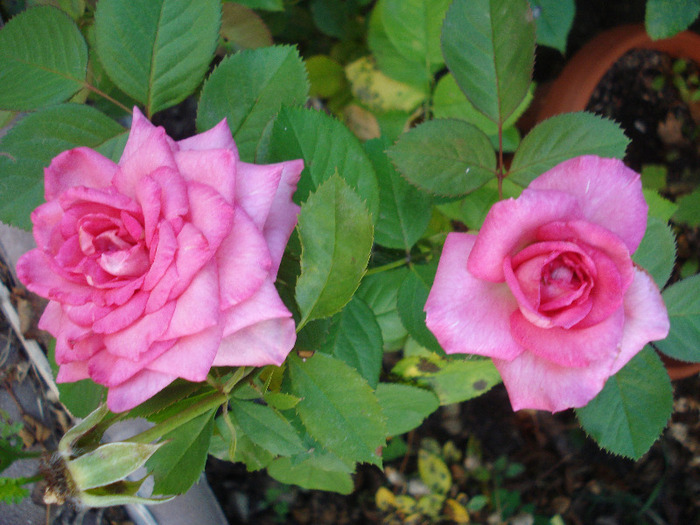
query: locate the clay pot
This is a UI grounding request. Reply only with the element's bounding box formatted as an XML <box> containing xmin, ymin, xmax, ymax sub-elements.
<box><xmin>532</xmin><ymin>24</ymin><xmax>700</xmax><ymax>122</ymax></box>
<box><xmin>526</xmin><ymin>25</ymin><xmax>700</xmax><ymax>381</ymax></box>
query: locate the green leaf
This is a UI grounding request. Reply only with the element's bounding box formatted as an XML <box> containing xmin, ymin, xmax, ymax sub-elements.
<box><xmin>366</xmin><ymin>1</ymin><xmax>431</xmax><ymax>91</ymax></box>
<box><xmin>387</xmin><ymin>119</ymin><xmax>496</xmax><ymax>197</ymax></box>
<box><xmin>220</xmin><ymin>2</ymin><xmax>273</xmax><ymax>52</ymax></box>
<box><xmin>364</xmin><ymin>138</ymin><xmax>431</xmax><ymax>250</ymax></box>
<box><xmin>441</xmin><ymin>0</ymin><xmax>535</xmax><ymax>124</ymax></box>
<box><xmin>267</xmin><ymin>106</ymin><xmax>379</xmax><ymax>219</ymax></box>
<box><xmin>0</xmin><ymin>477</ymin><xmax>31</xmax><ymax>505</ymax></box>
<box><xmin>95</xmin><ymin>0</ymin><xmax>220</xmax><ymax>116</ymax></box>
<box><xmin>645</xmin><ymin>0</ymin><xmax>700</xmax><ymax>40</ymax></box>
<box><xmin>0</xmin><ymin>104</ymin><xmax>125</xmax><ymax>230</ymax></box>
<box><xmin>295</xmin><ymin>174</ymin><xmax>374</xmax><ymax>326</ymax></box>
<box><xmin>433</xmin><ymin>73</ymin><xmax>534</xmax><ymax>136</ymax></box>
<box><xmin>306</xmin><ymin>55</ymin><xmax>346</xmax><ymax>98</ymax></box>
<box><xmin>528</xmin><ymin>0</ymin><xmax>575</xmax><ymax>53</ymax></box>
<box><xmin>147</xmin><ymin>408</ymin><xmax>216</xmax><ymax>495</ymax></box>
<box><xmin>576</xmin><ymin>346</ymin><xmax>673</xmax><ymax>459</ymax></box>
<box><xmin>632</xmin><ymin>217</ymin><xmax>676</xmax><ymax>289</ymax></box>
<box><xmin>397</xmin><ymin>263</ymin><xmax>442</xmax><ymax>353</ymax></box>
<box><xmin>268</xmin><ymin>456</ymin><xmax>354</xmax><ymax>494</ymax></box>
<box><xmin>376</xmin><ymin>383</ymin><xmax>439</xmax><ymax>436</ymax></box>
<box><xmin>673</xmin><ymin>186</ymin><xmax>700</xmax><ymax>226</ymax></box>
<box><xmin>198</xmin><ymin>46</ymin><xmax>308</xmax><ymax>162</ymax></box>
<box><xmin>288</xmin><ymin>353</ymin><xmax>386</xmax><ymax>465</ymax></box>
<box><xmin>656</xmin><ymin>274</ymin><xmax>700</xmax><ymax>363</ymax></box>
<box><xmin>437</xmin><ymin>177</ymin><xmax>522</xmax><ymax>230</ymax></box>
<box><xmin>379</xmin><ymin>0</ymin><xmax>451</xmax><ymax>70</ymax></box>
<box><xmin>643</xmin><ymin>189</ymin><xmax>678</xmax><ymax>223</ymax></box>
<box><xmin>319</xmin><ymin>296</ymin><xmax>383</xmax><ymax>388</ymax></box>
<box><xmin>209</xmin><ymin>415</ymin><xmax>274</xmax><ymax>470</ymax></box>
<box><xmin>226</xmin><ymin>0</ymin><xmax>283</xmax><ymax>11</ymax></box>
<box><xmin>356</xmin><ymin>268</ymin><xmax>410</xmax><ymax>351</ymax></box>
<box><xmin>392</xmin><ymin>355</ymin><xmax>502</xmax><ymax>405</ymax></box>
<box><xmin>0</xmin><ymin>6</ymin><xmax>87</xmax><ymax>110</ymax></box>
<box><xmin>508</xmin><ymin>112</ymin><xmax>629</xmax><ymax>186</ymax></box>
<box><xmin>418</xmin><ymin>449</ymin><xmax>451</xmax><ymax>495</ymax></box>
<box><xmin>230</xmin><ymin>399</ymin><xmax>305</xmax><ymax>457</ymax></box>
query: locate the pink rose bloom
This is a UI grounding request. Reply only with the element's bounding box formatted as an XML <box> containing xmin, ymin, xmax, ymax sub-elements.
<box><xmin>425</xmin><ymin>156</ymin><xmax>670</xmax><ymax>412</ymax></box>
<box><xmin>17</xmin><ymin>108</ymin><xmax>303</xmax><ymax>412</ymax></box>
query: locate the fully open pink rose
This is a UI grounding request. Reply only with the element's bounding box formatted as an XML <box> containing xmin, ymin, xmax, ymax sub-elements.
<box><xmin>17</xmin><ymin>108</ymin><xmax>303</xmax><ymax>412</ymax></box>
<box><xmin>425</xmin><ymin>156</ymin><xmax>669</xmax><ymax>412</ymax></box>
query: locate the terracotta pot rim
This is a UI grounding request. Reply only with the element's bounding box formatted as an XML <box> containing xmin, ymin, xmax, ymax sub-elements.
<box><xmin>535</xmin><ymin>24</ymin><xmax>700</xmax><ymax>122</ymax></box>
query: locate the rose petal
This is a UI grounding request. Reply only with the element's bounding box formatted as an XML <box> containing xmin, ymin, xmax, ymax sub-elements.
<box><xmin>106</xmin><ymin>369</ymin><xmax>177</xmax><ymax>412</ymax></box>
<box><xmin>147</xmin><ymin>324</ymin><xmax>223</xmax><ymax>381</ymax></box>
<box><xmin>115</xmin><ymin>108</ymin><xmax>178</xmax><ymax>199</ymax></box>
<box><xmin>162</xmin><ymin>262</ymin><xmax>220</xmax><ymax>339</ymax></box>
<box><xmin>235</xmin><ymin>161</ymin><xmax>283</xmax><ymax>228</ymax></box>
<box><xmin>425</xmin><ymin>233</ymin><xmax>525</xmax><ymax>360</ymax></box>
<box><xmin>92</xmin><ymin>291</ymin><xmax>148</xmax><ymax>334</ymax></box>
<box><xmin>88</xmin><ymin>341</ymin><xmax>173</xmax><ymax>387</ymax></box>
<box><xmin>103</xmin><ymin>301</ymin><xmax>176</xmax><ymax>359</ymax></box>
<box><xmin>213</xmin><ymin>317</ymin><xmax>296</xmax><ymax>367</ymax></box>
<box><xmin>494</xmin><ymin>351</ymin><xmax>613</xmax><ymax>412</ymax></box>
<box><xmin>177</xmin><ymin>118</ymin><xmax>237</xmax><ymax>154</ymax></box>
<box><xmin>44</xmin><ymin>147</ymin><xmax>117</xmax><ymax>200</ymax></box>
<box><xmin>175</xmin><ymin>149</ymin><xmax>236</xmax><ymax>204</ymax></box>
<box><xmin>611</xmin><ymin>267</ymin><xmax>670</xmax><ymax>375</ymax></box>
<box><xmin>56</xmin><ymin>362</ymin><xmax>91</xmax><ymax>383</ymax></box>
<box><xmin>509</xmin><ymin>306</ymin><xmax>624</xmax><ymax>367</ymax></box>
<box><xmin>261</xmin><ymin>159</ymin><xmax>303</xmax><ymax>275</ymax></box>
<box><xmin>217</xmin><ymin>207</ymin><xmax>272</xmax><ymax>308</ymax></box>
<box><xmin>220</xmin><ymin>277</ymin><xmax>293</xmax><ymax>336</ymax></box>
<box><xmin>187</xmin><ymin>181</ymin><xmax>235</xmax><ymax>251</ymax></box>
<box><xmin>17</xmin><ymin>250</ymin><xmax>93</xmax><ymax>305</ymax></box>
<box><xmin>468</xmin><ymin>189</ymin><xmax>584</xmax><ymax>282</ymax></box>
<box><xmin>529</xmin><ymin>156</ymin><xmax>648</xmax><ymax>253</ymax></box>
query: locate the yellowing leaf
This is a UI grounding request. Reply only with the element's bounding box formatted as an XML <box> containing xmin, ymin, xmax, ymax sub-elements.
<box><xmin>418</xmin><ymin>449</ymin><xmax>451</xmax><ymax>495</ymax></box>
<box><xmin>375</xmin><ymin>486</ymin><xmax>397</xmax><ymax>511</ymax></box>
<box><xmin>444</xmin><ymin>498</ymin><xmax>470</xmax><ymax>523</ymax></box>
<box><xmin>345</xmin><ymin>57</ymin><xmax>425</xmax><ymax>112</ymax></box>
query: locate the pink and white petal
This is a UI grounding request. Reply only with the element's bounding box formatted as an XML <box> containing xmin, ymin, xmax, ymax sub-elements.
<box><xmin>92</xmin><ymin>291</ymin><xmax>149</xmax><ymax>334</ymax></box>
<box><xmin>187</xmin><ymin>182</ymin><xmax>234</xmax><ymax>251</ymax></box>
<box><xmin>536</xmin><ymin>220</ymin><xmax>635</xmax><ymax>291</ymax></box>
<box><xmin>175</xmin><ymin>149</ymin><xmax>236</xmax><ymax>204</ymax></box>
<box><xmin>217</xmin><ymin>208</ymin><xmax>272</xmax><ymax>309</ymax></box>
<box><xmin>425</xmin><ymin>233</ymin><xmax>525</xmax><ymax>360</ymax></box>
<box><xmin>177</xmin><ymin>118</ymin><xmax>237</xmax><ymax>155</ymax></box>
<box><xmin>115</xmin><ymin>108</ymin><xmax>178</xmax><ymax>199</ymax></box>
<box><xmin>103</xmin><ymin>301</ymin><xmax>176</xmax><ymax>359</ymax></box>
<box><xmin>88</xmin><ymin>341</ymin><xmax>173</xmax><ymax>387</ymax></box>
<box><xmin>509</xmin><ymin>306</ymin><xmax>624</xmax><ymax>367</ymax></box>
<box><xmin>17</xmin><ymin>250</ymin><xmax>93</xmax><ymax>305</ymax></box>
<box><xmin>59</xmin><ymin>185</ymin><xmax>140</xmax><ymax>215</ymax></box>
<box><xmin>106</xmin><ymin>369</ymin><xmax>177</xmax><ymax>413</ymax></box>
<box><xmin>31</xmin><ymin>200</ymin><xmax>65</xmax><ymax>253</ymax></box>
<box><xmin>162</xmin><ymin>262</ymin><xmax>220</xmax><ymax>339</ymax></box>
<box><xmin>261</xmin><ymin>159</ymin><xmax>303</xmax><ymax>275</ymax></box>
<box><xmin>529</xmin><ymin>156</ymin><xmax>648</xmax><ymax>253</ymax></box>
<box><xmin>212</xmin><ymin>317</ymin><xmax>296</xmax><ymax>367</ymax></box>
<box><xmin>147</xmin><ymin>324</ymin><xmax>223</xmax><ymax>381</ymax></box>
<box><xmin>468</xmin><ymin>189</ymin><xmax>583</xmax><ymax>282</ymax></box>
<box><xmin>143</xmin><ymin>223</ymin><xmax>177</xmax><ymax>292</ymax></box>
<box><xmin>44</xmin><ymin>147</ymin><xmax>117</xmax><ymax>200</ymax></box>
<box><xmin>235</xmin><ymin>161</ymin><xmax>283</xmax><ymax>228</ymax></box>
<box><xmin>64</xmin><ymin>301</ymin><xmax>111</xmax><ymax>327</ymax></box>
<box><xmin>494</xmin><ymin>352</ymin><xmax>612</xmax><ymax>412</ymax></box>
<box><xmin>221</xmin><ymin>277</ymin><xmax>292</xmax><ymax>336</ymax></box>
<box><xmin>56</xmin><ymin>362</ymin><xmax>91</xmax><ymax>383</ymax></box>
<box><xmin>610</xmin><ymin>268</ymin><xmax>670</xmax><ymax>375</ymax></box>
<box><xmin>166</xmin><ymin>222</ymin><xmax>216</xmax><ymax>299</ymax></box>
<box><xmin>134</xmin><ymin>175</ymin><xmax>162</xmax><ymax>247</ymax></box>
<box><xmin>102</xmin><ymin>276</ymin><xmax>144</xmax><ymax>307</ymax></box>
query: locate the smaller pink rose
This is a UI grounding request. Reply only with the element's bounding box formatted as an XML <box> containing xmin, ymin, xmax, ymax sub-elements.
<box><xmin>17</xmin><ymin>108</ymin><xmax>303</xmax><ymax>412</ymax></box>
<box><xmin>425</xmin><ymin>156</ymin><xmax>670</xmax><ymax>412</ymax></box>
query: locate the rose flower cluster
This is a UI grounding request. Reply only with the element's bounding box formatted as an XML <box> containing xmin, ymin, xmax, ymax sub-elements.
<box><xmin>425</xmin><ymin>156</ymin><xmax>669</xmax><ymax>412</ymax></box>
<box><xmin>18</xmin><ymin>109</ymin><xmax>303</xmax><ymax>412</ymax></box>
